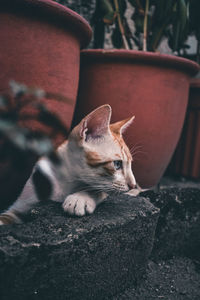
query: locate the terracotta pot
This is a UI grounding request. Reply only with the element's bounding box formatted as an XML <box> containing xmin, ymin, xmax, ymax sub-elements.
<box><xmin>0</xmin><ymin>0</ymin><xmax>92</xmax><ymax>145</ymax></box>
<box><xmin>72</xmin><ymin>50</ymin><xmax>199</xmax><ymax>188</ymax></box>
<box><xmin>169</xmin><ymin>78</ymin><xmax>200</xmax><ymax>179</ymax></box>
<box><xmin>0</xmin><ymin>0</ymin><xmax>92</xmax><ymax>209</ymax></box>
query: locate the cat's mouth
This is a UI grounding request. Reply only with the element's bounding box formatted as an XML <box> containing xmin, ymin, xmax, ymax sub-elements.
<box><xmin>112</xmin><ymin>184</ymin><xmax>130</xmax><ymax>193</ymax></box>
<box><xmin>113</xmin><ymin>183</ymin><xmax>139</xmax><ymax>193</ymax></box>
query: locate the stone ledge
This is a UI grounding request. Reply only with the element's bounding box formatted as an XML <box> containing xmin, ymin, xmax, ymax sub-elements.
<box><xmin>114</xmin><ymin>257</ymin><xmax>200</xmax><ymax>300</ymax></box>
<box><xmin>142</xmin><ymin>188</ymin><xmax>200</xmax><ymax>261</ymax></box>
<box><xmin>114</xmin><ymin>188</ymin><xmax>200</xmax><ymax>300</ymax></box>
<box><xmin>0</xmin><ymin>194</ymin><xmax>159</xmax><ymax>300</ymax></box>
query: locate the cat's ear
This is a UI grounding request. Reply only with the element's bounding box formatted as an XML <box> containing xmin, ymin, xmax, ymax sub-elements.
<box><xmin>110</xmin><ymin>116</ymin><xmax>135</xmax><ymax>135</ymax></box>
<box><xmin>80</xmin><ymin>104</ymin><xmax>112</xmax><ymax>141</ymax></box>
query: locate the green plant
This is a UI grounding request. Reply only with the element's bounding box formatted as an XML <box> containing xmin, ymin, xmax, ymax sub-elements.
<box><xmin>189</xmin><ymin>0</ymin><xmax>200</xmax><ymax>63</ymax></box>
<box><xmin>93</xmin><ymin>0</ymin><xmax>189</xmax><ymax>53</ymax></box>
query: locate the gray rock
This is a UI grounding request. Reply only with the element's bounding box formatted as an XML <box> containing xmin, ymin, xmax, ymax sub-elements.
<box><xmin>114</xmin><ymin>257</ymin><xmax>200</xmax><ymax>300</ymax></box>
<box><xmin>0</xmin><ymin>194</ymin><xmax>159</xmax><ymax>300</ymax></box>
<box><xmin>114</xmin><ymin>187</ymin><xmax>200</xmax><ymax>300</ymax></box>
<box><xmin>142</xmin><ymin>188</ymin><xmax>200</xmax><ymax>261</ymax></box>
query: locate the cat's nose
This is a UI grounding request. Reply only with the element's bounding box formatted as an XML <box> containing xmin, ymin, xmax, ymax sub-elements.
<box><xmin>127</xmin><ymin>172</ymin><xmax>137</xmax><ymax>190</ymax></box>
<box><xmin>128</xmin><ymin>182</ymin><xmax>136</xmax><ymax>190</ymax></box>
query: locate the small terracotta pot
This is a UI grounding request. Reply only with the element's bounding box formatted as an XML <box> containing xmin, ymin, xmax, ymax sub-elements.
<box><xmin>72</xmin><ymin>50</ymin><xmax>199</xmax><ymax>188</ymax></box>
<box><xmin>0</xmin><ymin>0</ymin><xmax>92</xmax><ymax>209</ymax></box>
<box><xmin>0</xmin><ymin>0</ymin><xmax>92</xmax><ymax>144</ymax></box>
<box><xmin>169</xmin><ymin>78</ymin><xmax>200</xmax><ymax>179</ymax></box>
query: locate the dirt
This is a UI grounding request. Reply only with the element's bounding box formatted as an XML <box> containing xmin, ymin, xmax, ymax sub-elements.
<box><xmin>114</xmin><ymin>257</ymin><xmax>200</xmax><ymax>300</ymax></box>
<box><xmin>0</xmin><ymin>195</ymin><xmax>159</xmax><ymax>300</ymax></box>
<box><xmin>115</xmin><ymin>187</ymin><xmax>200</xmax><ymax>300</ymax></box>
<box><xmin>0</xmin><ymin>185</ymin><xmax>200</xmax><ymax>299</ymax></box>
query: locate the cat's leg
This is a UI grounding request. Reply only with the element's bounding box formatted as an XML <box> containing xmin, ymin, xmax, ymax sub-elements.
<box><xmin>62</xmin><ymin>191</ymin><xmax>107</xmax><ymax>217</ymax></box>
<box><xmin>0</xmin><ymin>156</ymin><xmax>65</xmax><ymax>225</ymax></box>
<box><xmin>0</xmin><ymin>177</ymin><xmax>39</xmax><ymax>225</ymax></box>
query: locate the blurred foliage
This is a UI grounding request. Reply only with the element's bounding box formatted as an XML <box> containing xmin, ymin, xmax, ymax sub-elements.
<box><xmin>189</xmin><ymin>0</ymin><xmax>200</xmax><ymax>62</ymax></box>
<box><xmin>0</xmin><ymin>81</ymin><xmax>69</xmax><ymax>172</ymax></box>
<box><xmin>92</xmin><ymin>0</ymin><xmax>190</xmax><ymax>53</ymax></box>
<box><xmin>189</xmin><ymin>0</ymin><xmax>200</xmax><ymax>39</ymax></box>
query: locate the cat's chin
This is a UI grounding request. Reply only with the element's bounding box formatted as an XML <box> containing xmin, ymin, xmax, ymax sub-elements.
<box><xmin>121</xmin><ymin>188</ymin><xmax>130</xmax><ymax>193</ymax></box>
<box><xmin>110</xmin><ymin>188</ymin><xmax>129</xmax><ymax>194</ymax></box>
<box><xmin>120</xmin><ymin>186</ymin><xmax>131</xmax><ymax>193</ymax></box>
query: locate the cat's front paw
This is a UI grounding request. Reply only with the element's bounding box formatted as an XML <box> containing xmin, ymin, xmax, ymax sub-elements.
<box><xmin>0</xmin><ymin>212</ymin><xmax>22</xmax><ymax>225</ymax></box>
<box><xmin>62</xmin><ymin>192</ymin><xmax>96</xmax><ymax>217</ymax></box>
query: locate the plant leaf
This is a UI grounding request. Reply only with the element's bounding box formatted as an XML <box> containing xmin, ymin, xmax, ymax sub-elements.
<box><xmin>99</xmin><ymin>0</ymin><xmax>116</xmax><ymax>24</ymax></box>
<box><xmin>36</xmin><ymin>104</ymin><xmax>68</xmax><ymax>137</ymax></box>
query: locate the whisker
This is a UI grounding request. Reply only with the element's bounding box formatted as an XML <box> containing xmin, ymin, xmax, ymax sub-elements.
<box><xmin>129</xmin><ymin>141</ymin><xmax>143</xmax><ymax>150</ymax></box>
<box><xmin>130</xmin><ymin>145</ymin><xmax>143</xmax><ymax>155</ymax></box>
<box><xmin>129</xmin><ymin>139</ymin><xmax>146</xmax><ymax>153</ymax></box>
<box><xmin>130</xmin><ymin>144</ymin><xmax>143</xmax><ymax>151</ymax></box>
<box><xmin>131</xmin><ymin>150</ymin><xmax>148</xmax><ymax>159</ymax></box>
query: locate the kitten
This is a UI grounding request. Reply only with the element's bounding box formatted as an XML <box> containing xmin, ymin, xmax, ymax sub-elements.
<box><xmin>0</xmin><ymin>104</ymin><xmax>136</xmax><ymax>225</ymax></box>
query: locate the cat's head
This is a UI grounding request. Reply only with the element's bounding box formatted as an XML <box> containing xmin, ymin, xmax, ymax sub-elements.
<box><xmin>68</xmin><ymin>105</ymin><xmax>136</xmax><ymax>193</ymax></box>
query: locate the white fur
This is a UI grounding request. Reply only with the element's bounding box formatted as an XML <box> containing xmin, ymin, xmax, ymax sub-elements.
<box><xmin>63</xmin><ymin>192</ymin><xmax>97</xmax><ymax>216</ymax></box>
<box><xmin>62</xmin><ymin>191</ymin><xmax>107</xmax><ymax>216</ymax></box>
<box><xmin>38</xmin><ymin>158</ymin><xmax>64</xmax><ymax>201</ymax></box>
<box><xmin>38</xmin><ymin>158</ymin><xmax>54</xmax><ymax>178</ymax></box>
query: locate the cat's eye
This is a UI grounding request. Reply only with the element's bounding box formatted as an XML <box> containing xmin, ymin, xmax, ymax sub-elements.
<box><xmin>113</xmin><ymin>160</ymin><xmax>123</xmax><ymax>170</ymax></box>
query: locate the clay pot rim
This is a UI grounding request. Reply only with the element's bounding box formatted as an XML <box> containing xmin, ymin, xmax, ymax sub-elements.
<box><xmin>81</xmin><ymin>49</ymin><xmax>200</xmax><ymax>76</ymax></box>
<box><xmin>1</xmin><ymin>0</ymin><xmax>92</xmax><ymax>48</ymax></box>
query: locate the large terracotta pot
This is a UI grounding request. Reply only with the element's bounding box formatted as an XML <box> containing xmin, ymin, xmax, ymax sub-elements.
<box><xmin>168</xmin><ymin>78</ymin><xmax>200</xmax><ymax>179</ymax></box>
<box><xmin>0</xmin><ymin>0</ymin><xmax>92</xmax><ymax>144</ymax></box>
<box><xmin>72</xmin><ymin>50</ymin><xmax>199</xmax><ymax>188</ymax></box>
<box><xmin>0</xmin><ymin>0</ymin><xmax>92</xmax><ymax>209</ymax></box>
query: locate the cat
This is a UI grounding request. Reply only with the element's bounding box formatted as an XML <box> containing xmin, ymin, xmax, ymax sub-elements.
<box><xmin>0</xmin><ymin>104</ymin><xmax>137</xmax><ymax>225</ymax></box>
